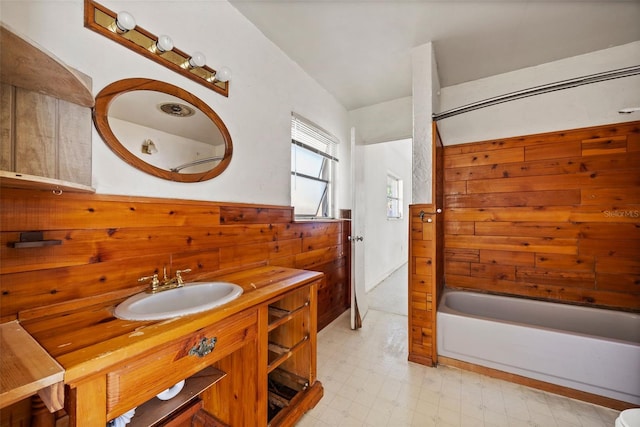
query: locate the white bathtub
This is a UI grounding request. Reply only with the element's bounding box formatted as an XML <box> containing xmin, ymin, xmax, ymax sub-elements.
<box><xmin>437</xmin><ymin>288</ymin><xmax>640</xmax><ymax>405</ymax></box>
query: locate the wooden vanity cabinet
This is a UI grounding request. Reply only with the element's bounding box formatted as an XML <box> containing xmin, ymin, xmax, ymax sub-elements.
<box><xmin>41</xmin><ymin>268</ymin><xmax>323</xmax><ymax>426</ymax></box>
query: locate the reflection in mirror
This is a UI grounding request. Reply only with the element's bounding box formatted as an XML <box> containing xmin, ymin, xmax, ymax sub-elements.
<box><xmin>94</xmin><ymin>78</ymin><xmax>232</xmax><ymax>182</ymax></box>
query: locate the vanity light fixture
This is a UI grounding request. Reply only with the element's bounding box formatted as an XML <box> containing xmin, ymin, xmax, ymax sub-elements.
<box><xmin>155</xmin><ymin>34</ymin><xmax>174</xmax><ymax>53</ymax></box>
<box><xmin>211</xmin><ymin>66</ymin><xmax>232</xmax><ymax>83</ymax></box>
<box><xmin>187</xmin><ymin>51</ymin><xmax>206</xmax><ymax>69</ymax></box>
<box><xmin>84</xmin><ymin>0</ymin><xmax>229</xmax><ymax>97</ymax></box>
<box><xmin>141</xmin><ymin>139</ymin><xmax>158</xmax><ymax>155</ymax></box>
<box><xmin>114</xmin><ymin>11</ymin><xmax>136</xmax><ymax>33</ymax></box>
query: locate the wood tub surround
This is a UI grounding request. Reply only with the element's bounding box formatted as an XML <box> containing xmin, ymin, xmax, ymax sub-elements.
<box><xmin>443</xmin><ymin>120</ymin><xmax>640</xmax><ymax>311</ymax></box>
<box><xmin>0</xmin><ymin>190</ymin><xmax>350</xmax><ymax>425</ymax></box>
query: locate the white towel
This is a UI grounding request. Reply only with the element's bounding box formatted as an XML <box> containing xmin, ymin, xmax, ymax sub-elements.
<box><xmin>107</xmin><ymin>407</ymin><xmax>136</xmax><ymax>427</ymax></box>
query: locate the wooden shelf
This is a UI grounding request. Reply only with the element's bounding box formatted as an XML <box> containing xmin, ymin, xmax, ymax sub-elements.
<box><xmin>0</xmin><ymin>171</ymin><xmax>95</xmax><ymax>194</ymax></box>
<box><xmin>127</xmin><ymin>366</ymin><xmax>226</xmax><ymax>427</ymax></box>
<box><xmin>267</xmin><ymin>336</ymin><xmax>309</xmax><ymax>373</ymax></box>
<box><xmin>0</xmin><ymin>321</ymin><xmax>64</xmax><ymax>412</ymax></box>
<box><xmin>267</xmin><ymin>369</ymin><xmax>316</xmax><ymax>425</ymax></box>
<box><xmin>267</xmin><ymin>301</ymin><xmax>309</xmax><ymax>332</ymax></box>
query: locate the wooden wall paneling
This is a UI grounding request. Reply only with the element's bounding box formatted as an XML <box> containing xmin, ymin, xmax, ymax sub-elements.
<box><xmin>534</xmin><ymin>253</ymin><xmax>594</xmax><ymax>271</ymax></box>
<box><xmin>479</xmin><ymin>250</ymin><xmax>535</xmax><ymax>267</ymax></box>
<box><xmin>301</xmin><ymin>231</ymin><xmax>342</xmax><ymax>252</ymax></box>
<box><xmin>446</xmin><ymin>235</ymin><xmax>578</xmax><ymax>254</ymax></box>
<box><xmin>628</xmin><ymin>132</ymin><xmax>640</xmax><ymax>151</ymax></box>
<box><xmin>219</xmin><ymin>206</ymin><xmax>293</xmax><ymax>224</ymax></box>
<box><xmin>1</xmin><ymin>254</ymin><xmax>166</xmax><ymax>318</ymax></box>
<box><xmin>15</xmin><ymin>89</ymin><xmax>57</xmax><ymax>178</ymax></box>
<box><xmin>470</xmin><ymin>263</ymin><xmax>515</xmax><ymax>281</ymax></box>
<box><xmin>446</xmin><ymin>151</ymin><xmax>639</xmax><ymax>185</ymax></box>
<box><xmin>57</xmin><ymin>101</ymin><xmax>91</xmax><ymax>186</ymax></box>
<box><xmin>446</xmin><ymin>190</ymin><xmax>581</xmax><ymax>208</ymax></box>
<box><xmin>474</xmin><ymin>221</ymin><xmax>581</xmax><ymax>238</ymax></box>
<box><xmin>294</xmin><ymin>245</ymin><xmax>344</xmax><ymax>271</ymax></box>
<box><xmin>581</xmin><ymin>135</ymin><xmax>627</xmax><ymax>156</ymax></box>
<box><xmin>0</xmin><ymin>189</ymin><xmax>351</xmax><ymax>327</ymax></box>
<box><xmin>168</xmin><ymin>250</ymin><xmax>222</xmax><ymax>280</ymax></box>
<box><xmin>465</xmin><ymin>170</ymin><xmax>638</xmax><ymax>194</ymax></box>
<box><xmin>582</xmin><ymin>187</ymin><xmax>640</xmax><ymax>205</ymax></box>
<box><xmin>219</xmin><ymin>242</ymin><xmax>272</xmax><ymax>270</ymax></box>
<box><xmin>0</xmin><ymin>189</ymin><xmax>223</xmax><ymax>231</ymax></box>
<box><xmin>268</xmin><ymin>238</ymin><xmax>303</xmax><ymax>262</ymax></box>
<box><xmin>443</xmin><ymin>121</ymin><xmax>640</xmax><ymax>311</ymax></box>
<box><xmin>524</xmin><ymin>141</ymin><xmax>582</xmax><ymax>161</ymax></box>
<box><xmin>443</xmin><ymin>147</ymin><xmax>524</xmax><ymax>169</ymax></box>
<box><xmin>0</xmin><ymin>83</ymin><xmax>14</xmax><ymax>170</ymax></box>
<box><xmin>408</xmin><ymin>122</ymin><xmax>444</xmax><ymax>367</ymax></box>
<box><xmin>311</xmin><ymin>258</ymin><xmax>349</xmax><ymax>331</ymax></box>
<box><xmin>515</xmin><ymin>267</ymin><xmax>595</xmax><ymax>288</ymax></box>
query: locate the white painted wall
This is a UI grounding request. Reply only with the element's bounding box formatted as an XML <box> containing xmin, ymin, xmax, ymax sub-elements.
<box><xmin>362</xmin><ymin>138</ymin><xmax>412</xmax><ymax>292</ymax></box>
<box><xmin>411</xmin><ymin>42</ymin><xmax>440</xmax><ymax>204</ymax></box>
<box><xmin>0</xmin><ymin>0</ymin><xmax>351</xmax><ymax>211</ymax></box>
<box><xmin>438</xmin><ymin>41</ymin><xmax>640</xmax><ymax>146</ymax></box>
<box><xmin>349</xmin><ymin>97</ymin><xmax>412</xmax><ymax>145</ymax></box>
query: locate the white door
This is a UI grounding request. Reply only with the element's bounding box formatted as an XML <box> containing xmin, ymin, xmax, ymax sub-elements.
<box><xmin>350</xmin><ymin>128</ymin><xmax>367</xmax><ymax>329</ymax></box>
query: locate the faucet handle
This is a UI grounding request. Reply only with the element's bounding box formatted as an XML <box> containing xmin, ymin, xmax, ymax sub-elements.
<box><xmin>175</xmin><ymin>268</ymin><xmax>192</xmax><ymax>285</ymax></box>
<box><xmin>138</xmin><ymin>273</ymin><xmax>160</xmax><ymax>289</ymax></box>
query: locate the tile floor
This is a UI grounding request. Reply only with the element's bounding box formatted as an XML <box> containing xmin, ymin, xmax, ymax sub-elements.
<box><xmin>298</xmin><ymin>264</ymin><xmax>620</xmax><ymax>426</ymax></box>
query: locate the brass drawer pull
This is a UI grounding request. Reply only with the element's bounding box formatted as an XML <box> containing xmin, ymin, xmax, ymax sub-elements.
<box><xmin>189</xmin><ymin>337</ymin><xmax>217</xmax><ymax>358</ymax></box>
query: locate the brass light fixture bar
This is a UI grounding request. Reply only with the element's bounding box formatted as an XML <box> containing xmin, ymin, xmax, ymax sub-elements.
<box><xmin>84</xmin><ymin>0</ymin><xmax>229</xmax><ymax>97</ymax></box>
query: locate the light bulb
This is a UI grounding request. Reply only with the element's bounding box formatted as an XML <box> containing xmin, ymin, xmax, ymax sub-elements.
<box><xmin>115</xmin><ymin>11</ymin><xmax>136</xmax><ymax>33</ymax></box>
<box><xmin>188</xmin><ymin>51</ymin><xmax>206</xmax><ymax>68</ymax></box>
<box><xmin>214</xmin><ymin>66</ymin><xmax>232</xmax><ymax>83</ymax></box>
<box><xmin>156</xmin><ymin>35</ymin><xmax>174</xmax><ymax>53</ymax></box>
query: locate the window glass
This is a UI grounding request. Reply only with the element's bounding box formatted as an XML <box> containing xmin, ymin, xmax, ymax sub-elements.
<box><xmin>291</xmin><ymin>114</ymin><xmax>338</xmax><ymax>218</ymax></box>
<box><xmin>387</xmin><ymin>174</ymin><xmax>402</xmax><ymax>219</ymax></box>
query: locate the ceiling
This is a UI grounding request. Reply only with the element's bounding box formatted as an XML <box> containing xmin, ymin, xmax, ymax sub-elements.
<box><xmin>228</xmin><ymin>0</ymin><xmax>640</xmax><ymax>111</ymax></box>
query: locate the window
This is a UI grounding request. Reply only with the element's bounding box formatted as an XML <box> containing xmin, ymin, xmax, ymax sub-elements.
<box><xmin>291</xmin><ymin>114</ymin><xmax>339</xmax><ymax>218</ymax></box>
<box><xmin>387</xmin><ymin>174</ymin><xmax>403</xmax><ymax>219</ymax></box>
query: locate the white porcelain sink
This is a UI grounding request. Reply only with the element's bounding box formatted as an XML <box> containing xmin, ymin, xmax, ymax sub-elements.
<box><xmin>114</xmin><ymin>282</ymin><xmax>243</xmax><ymax>321</ymax></box>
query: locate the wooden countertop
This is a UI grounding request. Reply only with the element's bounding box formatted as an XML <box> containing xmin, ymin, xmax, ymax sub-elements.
<box><xmin>0</xmin><ymin>321</ymin><xmax>64</xmax><ymax>411</ymax></box>
<box><xmin>20</xmin><ymin>266</ymin><xmax>323</xmax><ymax>386</ymax></box>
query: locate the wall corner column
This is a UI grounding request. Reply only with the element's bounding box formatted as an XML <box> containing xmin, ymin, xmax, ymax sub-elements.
<box><xmin>411</xmin><ymin>42</ymin><xmax>440</xmax><ymax>204</ymax></box>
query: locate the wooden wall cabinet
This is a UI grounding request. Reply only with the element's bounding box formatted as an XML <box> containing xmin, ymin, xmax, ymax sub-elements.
<box><xmin>0</xmin><ymin>24</ymin><xmax>94</xmax><ymax>193</ymax></box>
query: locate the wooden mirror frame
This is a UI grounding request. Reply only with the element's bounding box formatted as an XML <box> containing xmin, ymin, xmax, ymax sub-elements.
<box><xmin>93</xmin><ymin>78</ymin><xmax>232</xmax><ymax>183</ymax></box>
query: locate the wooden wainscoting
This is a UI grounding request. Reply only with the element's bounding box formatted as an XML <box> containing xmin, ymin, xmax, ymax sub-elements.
<box><xmin>0</xmin><ymin>188</ymin><xmax>350</xmax><ymax>327</ymax></box>
<box><xmin>408</xmin><ymin>123</ymin><xmax>444</xmax><ymax>366</ymax></box>
<box><xmin>443</xmin><ymin>121</ymin><xmax>640</xmax><ymax>310</ymax></box>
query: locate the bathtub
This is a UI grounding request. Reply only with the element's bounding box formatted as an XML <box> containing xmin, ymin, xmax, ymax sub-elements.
<box><xmin>437</xmin><ymin>288</ymin><xmax>640</xmax><ymax>405</ymax></box>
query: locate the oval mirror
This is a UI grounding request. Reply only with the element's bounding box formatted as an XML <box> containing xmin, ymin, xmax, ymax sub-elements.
<box><xmin>93</xmin><ymin>78</ymin><xmax>232</xmax><ymax>182</ymax></box>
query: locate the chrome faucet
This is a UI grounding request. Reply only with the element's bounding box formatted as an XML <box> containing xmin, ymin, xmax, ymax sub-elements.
<box><xmin>139</xmin><ymin>267</ymin><xmax>192</xmax><ymax>293</ymax></box>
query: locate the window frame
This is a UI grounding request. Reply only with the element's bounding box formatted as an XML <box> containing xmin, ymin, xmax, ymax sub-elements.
<box><xmin>386</xmin><ymin>173</ymin><xmax>403</xmax><ymax>220</ymax></box>
<box><xmin>290</xmin><ymin>114</ymin><xmax>339</xmax><ymax>219</ymax></box>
